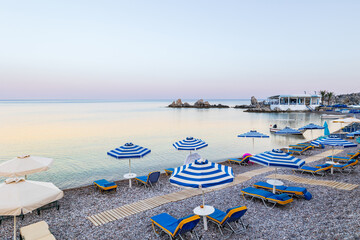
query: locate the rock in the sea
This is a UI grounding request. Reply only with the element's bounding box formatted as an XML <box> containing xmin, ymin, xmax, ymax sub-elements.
<box><xmin>274</xmin><ymin>107</ymin><xmax>282</xmax><ymax>112</ymax></box>
<box><xmin>168</xmin><ymin>99</ymin><xmax>183</xmax><ymax>107</ymax></box>
<box><xmin>194</xmin><ymin>99</ymin><xmax>204</xmax><ymax>107</ymax></box>
<box><xmin>250</xmin><ymin>96</ymin><xmax>258</xmax><ymax>106</ymax></box>
<box><xmin>183</xmin><ymin>102</ymin><xmax>191</xmax><ymax>107</ymax></box>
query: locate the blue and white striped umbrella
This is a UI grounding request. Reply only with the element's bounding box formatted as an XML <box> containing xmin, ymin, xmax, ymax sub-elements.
<box><xmin>275</xmin><ymin>127</ymin><xmax>302</xmax><ymax>135</ymax></box>
<box><xmin>238</xmin><ymin>130</ymin><xmax>269</xmax><ymax>153</ymax></box>
<box><xmin>107</xmin><ymin>143</ymin><xmax>151</xmax><ymax>181</ymax></box>
<box><xmin>170</xmin><ymin>159</ymin><xmax>234</xmax><ymax>189</ymax></box>
<box><xmin>298</xmin><ymin>123</ymin><xmax>324</xmax><ymax>140</ymax></box>
<box><xmin>107</xmin><ymin>143</ymin><xmax>151</xmax><ymax>159</ymax></box>
<box><xmin>173</xmin><ymin>137</ymin><xmax>208</xmax><ymax>151</ymax></box>
<box><xmin>311</xmin><ymin>137</ymin><xmax>357</xmax><ymax>148</ymax></box>
<box><xmin>298</xmin><ymin>123</ymin><xmax>324</xmax><ymax>130</ymax></box>
<box><xmin>250</xmin><ymin>149</ymin><xmax>305</xmax><ymax>169</ymax></box>
<box><xmin>238</xmin><ymin>130</ymin><xmax>269</xmax><ymax>138</ymax></box>
<box><xmin>170</xmin><ymin>159</ymin><xmax>234</xmax><ymax>208</ymax></box>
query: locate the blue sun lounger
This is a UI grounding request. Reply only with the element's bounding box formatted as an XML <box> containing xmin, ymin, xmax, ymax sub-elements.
<box><xmin>241</xmin><ymin>187</ymin><xmax>293</xmax><ymax>208</ymax></box>
<box><xmin>227</xmin><ymin>155</ymin><xmax>252</xmax><ymax>165</ymax></box>
<box><xmin>150</xmin><ymin>213</ymin><xmax>200</xmax><ymax>240</ymax></box>
<box><xmin>253</xmin><ymin>181</ymin><xmax>312</xmax><ymax>200</ymax></box>
<box><xmin>135</xmin><ymin>171</ymin><xmax>160</xmax><ymax>188</ymax></box>
<box><xmin>93</xmin><ymin>179</ymin><xmax>117</xmax><ymax>192</ymax></box>
<box><xmin>347</xmin><ymin>150</ymin><xmax>360</xmax><ymax>158</ymax></box>
<box><xmin>316</xmin><ymin>159</ymin><xmax>358</xmax><ymax>174</ymax></box>
<box><xmin>206</xmin><ymin>205</ymin><xmax>247</xmax><ymax>236</ymax></box>
<box><xmin>288</xmin><ymin>146</ymin><xmax>313</xmax><ymax>155</ymax></box>
<box><xmin>327</xmin><ymin>151</ymin><xmax>360</xmax><ymax>162</ymax></box>
<box><xmin>295</xmin><ymin>164</ymin><xmax>332</xmax><ymax>176</ymax></box>
<box><xmin>164</xmin><ymin>168</ymin><xmax>174</xmax><ymax>176</ymax></box>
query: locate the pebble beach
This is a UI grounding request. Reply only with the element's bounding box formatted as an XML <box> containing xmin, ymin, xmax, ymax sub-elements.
<box><xmin>1</xmin><ymin>140</ymin><xmax>360</xmax><ymax>240</ymax></box>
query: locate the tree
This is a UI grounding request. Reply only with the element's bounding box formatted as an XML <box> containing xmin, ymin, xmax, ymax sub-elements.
<box><xmin>319</xmin><ymin>90</ymin><xmax>327</xmax><ymax>105</ymax></box>
<box><xmin>326</xmin><ymin>92</ymin><xmax>334</xmax><ymax>106</ymax></box>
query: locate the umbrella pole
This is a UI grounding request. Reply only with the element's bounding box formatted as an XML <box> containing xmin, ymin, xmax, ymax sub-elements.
<box><xmin>13</xmin><ymin>216</ymin><xmax>16</xmax><ymax>240</ymax></box>
<box><xmin>252</xmin><ymin>138</ymin><xmax>255</xmax><ymax>153</ymax></box>
<box><xmin>129</xmin><ymin>159</ymin><xmax>131</xmax><ymax>174</ymax></box>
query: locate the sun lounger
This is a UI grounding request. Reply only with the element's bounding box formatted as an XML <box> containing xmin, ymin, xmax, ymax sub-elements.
<box><xmin>36</xmin><ymin>201</ymin><xmax>60</xmax><ymax>215</ymax></box>
<box><xmin>288</xmin><ymin>146</ymin><xmax>313</xmax><ymax>155</ymax></box>
<box><xmin>227</xmin><ymin>155</ymin><xmax>251</xmax><ymax>165</ymax></box>
<box><xmin>295</xmin><ymin>164</ymin><xmax>332</xmax><ymax>176</ymax></box>
<box><xmin>164</xmin><ymin>168</ymin><xmax>174</xmax><ymax>176</ymax></box>
<box><xmin>241</xmin><ymin>187</ymin><xmax>293</xmax><ymax>208</ymax></box>
<box><xmin>346</xmin><ymin>150</ymin><xmax>360</xmax><ymax>158</ymax></box>
<box><xmin>150</xmin><ymin>213</ymin><xmax>200</xmax><ymax>240</ymax></box>
<box><xmin>20</xmin><ymin>220</ymin><xmax>56</xmax><ymax>240</ymax></box>
<box><xmin>326</xmin><ymin>152</ymin><xmax>359</xmax><ymax>162</ymax></box>
<box><xmin>320</xmin><ymin>159</ymin><xmax>358</xmax><ymax>174</ymax></box>
<box><xmin>135</xmin><ymin>171</ymin><xmax>160</xmax><ymax>188</ymax></box>
<box><xmin>93</xmin><ymin>179</ymin><xmax>117</xmax><ymax>192</ymax></box>
<box><xmin>206</xmin><ymin>205</ymin><xmax>247</xmax><ymax>236</ymax></box>
<box><xmin>253</xmin><ymin>181</ymin><xmax>312</xmax><ymax>200</ymax></box>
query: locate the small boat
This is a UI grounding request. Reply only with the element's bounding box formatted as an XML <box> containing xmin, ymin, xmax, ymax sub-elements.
<box><xmin>270</xmin><ymin>127</ymin><xmax>280</xmax><ymax>133</ymax></box>
<box><xmin>269</xmin><ymin>124</ymin><xmax>280</xmax><ymax>133</ymax></box>
<box><xmin>321</xmin><ymin>114</ymin><xmax>346</xmax><ymax>119</ymax></box>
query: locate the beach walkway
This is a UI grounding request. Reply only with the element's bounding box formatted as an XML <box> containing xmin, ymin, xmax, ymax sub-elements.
<box><xmin>86</xmin><ymin>149</ymin><xmax>352</xmax><ymax>227</ymax></box>
<box><xmin>266</xmin><ymin>174</ymin><xmax>358</xmax><ymax>190</ymax></box>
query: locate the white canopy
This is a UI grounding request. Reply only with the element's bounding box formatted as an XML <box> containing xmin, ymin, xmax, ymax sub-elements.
<box><xmin>0</xmin><ymin>155</ymin><xmax>53</xmax><ymax>177</ymax></box>
<box><xmin>0</xmin><ymin>179</ymin><xmax>63</xmax><ymax>216</ymax></box>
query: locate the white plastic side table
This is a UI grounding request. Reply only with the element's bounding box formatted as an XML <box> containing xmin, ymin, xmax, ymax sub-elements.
<box><xmin>326</xmin><ymin>161</ymin><xmax>336</xmax><ymax>174</ymax></box>
<box><xmin>193</xmin><ymin>205</ymin><xmax>215</xmax><ymax>231</ymax></box>
<box><xmin>266</xmin><ymin>179</ymin><xmax>284</xmax><ymax>194</ymax></box>
<box><xmin>124</xmin><ymin>173</ymin><xmax>137</xmax><ymax>188</ymax></box>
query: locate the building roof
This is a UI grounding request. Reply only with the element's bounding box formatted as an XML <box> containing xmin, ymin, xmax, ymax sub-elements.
<box><xmin>268</xmin><ymin>94</ymin><xmax>320</xmax><ymax>99</ymax></box>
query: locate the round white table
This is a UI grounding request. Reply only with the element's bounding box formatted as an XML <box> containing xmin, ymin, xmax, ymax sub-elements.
<box><xmin>325</xmin><ymin>161</ymin><xmax>337</xmax><ymax>174</ymax></box>
<box><xmin>124</xmin><ymin>173</ymin><xmax>137</xmax><ymax>188</ymax></box>
<box><xmin>266</xmin><ymin>179</ymin><xmax>284</xmax><ymax>194</ymax></box>
<box><xmin>193</xmin><ymin>205</ymin><xmax>215</xmax><ymax>231</ymax></box>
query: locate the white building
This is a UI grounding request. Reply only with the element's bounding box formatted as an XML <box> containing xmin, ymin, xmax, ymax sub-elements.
<box><xmin>267</xmin><ymin>94</ymin><xmax>321</xmax><ymax>111</ymax></box>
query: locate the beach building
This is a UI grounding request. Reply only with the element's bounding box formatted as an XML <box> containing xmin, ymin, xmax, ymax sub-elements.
<box><xmin>267</xmin><ymin>94</ymin><xmax>321</xmax><ymax>111</ymax></box>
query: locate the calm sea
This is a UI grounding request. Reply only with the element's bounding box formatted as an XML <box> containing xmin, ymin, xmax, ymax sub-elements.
<box><xmin>0</xmin><ymin>99</ymin><xmax>337</xmax><ymax>189</ymax></box>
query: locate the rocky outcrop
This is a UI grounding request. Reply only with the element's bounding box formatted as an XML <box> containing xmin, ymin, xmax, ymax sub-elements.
<box><xmin>334</xmin><ymin>92</ymin><xmax>360</xmax><ymax>105</ymax></box>
<box><xmin>168</xmin><ymin>99</ymin><xmax>229</xmax><ymax>108</ymax></box>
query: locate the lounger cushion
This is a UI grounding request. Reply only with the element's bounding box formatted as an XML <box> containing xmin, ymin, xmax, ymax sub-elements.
<box><xmin>94</xmin><ymin>179</ymin><xmax>108</xmax><ymax>186</ymax></box>
<box><xmin>303</xmin><ymin>191</ymin><xmax>313</xmax><ymax>200</ymax></box>
<box><xmin>300</xmin><ymin>166</ymin><xmax>318</xmax><ymax>171</ymax></box>
<box><xmin>151</xmin><ymin>213</ymin><xmax>178</xmax><ymax>235</ymax></box>
<box><xmin>241</xmin><ymin>187</ymin><xmax>274</xmax><ymax>198</ymax></box>
<box><xmin>20</xmin><ymin>221</ymin><xmax>51</xmax><ymax>240</ymax></box>
<box><xmin>254</xmin><ymin>181</ymin><xmax>286</xmax><ymax>191</ymax></box>
<box><xmin>207</xmin><ymin>208</ymin><xmax>226</xmax><ymax>224</ymax></box>
<box><xmin>135</xmin><ymin>176</ymin><xmax>148</xmax><ymax>183</ymax></box>
<box><xmin>165</xmin><ymin>168</ymin><xmax>174</xmax><ymax>172</ymax></box>
<box><xmin>103</xmin><ymin>182</ymin><xmax>116</xmax><ymax>188</ymax></box>
<box><xmin>267</xmin><ymin>193</ymin><xmax>292</xmax><ymax>202</ymax></box>
<box><xmin>327</xmin><ymin>156</ymin><xmax>350</xmax><ymax>160</ymax></box>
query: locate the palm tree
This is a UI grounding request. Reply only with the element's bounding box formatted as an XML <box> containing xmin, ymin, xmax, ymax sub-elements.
<box><xmin>326</xmin><ymin>92</ymin><xmax>334</xmax><ymax>106</ymax></box>
<box><xmin>319</xmin><ymin>90</ymin><xmax>327</xmax><ymax>105</ymax></box>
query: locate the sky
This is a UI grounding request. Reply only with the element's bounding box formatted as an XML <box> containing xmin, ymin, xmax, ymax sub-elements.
<box><xmin>0</xmin><ymin>0</ymin><xmax>359</xmax><ymax>99</ymax></box>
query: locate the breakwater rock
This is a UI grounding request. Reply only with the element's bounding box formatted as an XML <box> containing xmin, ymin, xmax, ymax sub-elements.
<box><xmin>334</xmin><ymin>92</ymin><xmax>360</xmax><ymax>105</ymax></box>
<box><xmin>168</xmin><ymin>99</ymin><xmax>229</xmax><ymax>108</ymax></box>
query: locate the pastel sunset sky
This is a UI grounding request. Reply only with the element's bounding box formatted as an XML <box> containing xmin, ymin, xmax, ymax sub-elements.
<box><xmin>0</xmin><ymin>1</ymin><xmax>359</xmax><ymax>99</ymax></box>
